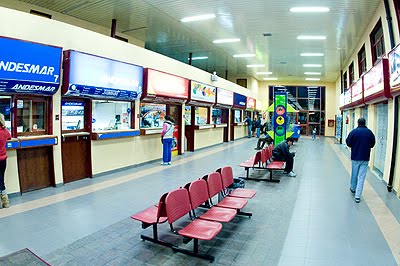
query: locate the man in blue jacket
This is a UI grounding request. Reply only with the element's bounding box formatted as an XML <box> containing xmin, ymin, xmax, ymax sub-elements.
<box><xmin>272</xmin><ymin>137</ymin><xmax>296</xmax><ymax>177</ymax></box>
<box><xmin>346</xmin><ymin>118</ymin><xmax>375</xmax><ymax>203</ymax></box>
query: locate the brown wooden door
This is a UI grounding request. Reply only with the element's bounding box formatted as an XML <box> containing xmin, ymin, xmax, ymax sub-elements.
<box><xmin>17</xmin><ymin>147</ymin><xmax>55</xmax><ymax>193</ymax></box>
<box><xmin>230</xmin><ymin>111</ymin><xmax>235</xmax><ymax>141</ymax></box>
<box><xmin>62</xmin><ymin>135</ymin><xmax>92</xmax><ymax>183</ymax></box>
<box><xmin>222</xmin><ymin>109</ymin><xmax>229</xmax><ymax>142</ymax></box>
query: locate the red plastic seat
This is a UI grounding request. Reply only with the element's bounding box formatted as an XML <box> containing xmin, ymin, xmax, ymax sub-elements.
<box><xmin>131</xmin><ymin>205</ymin><xmax>168</xmax><ymax>224</ymax></box>
<box><xmin>187</xmin><ymin>179</ymin><xmax>236</xmax><ymax>223</ymax></box>
<box><xmin>219</xmin><ymin>166</ymin><xmax>256</xmax><ymax>199</ymax></box>
<box><xmin>178</xmin><ymin>219</ymin><xmax>222</xmax><ymax>240</ymax></box>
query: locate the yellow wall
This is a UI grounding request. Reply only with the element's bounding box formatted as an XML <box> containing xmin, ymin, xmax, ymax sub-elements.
<box><xmin>194</xmin><ymin>128</ymin><xmax>224</xmax><ymax>150</ymax></box>
<box><xmin>258</xmin><ymin>81</ymin><xmax>337</xmax><ymax>137</ymax></box>
<box><xmin>234</xmin><ymin>125</ymin><xmax>247</xmax><ymax>139</ymax></box>
<box><xmin>4</xmin><ymin>151</ymin><xmax>19</xmax><ymax>194</ymax></box>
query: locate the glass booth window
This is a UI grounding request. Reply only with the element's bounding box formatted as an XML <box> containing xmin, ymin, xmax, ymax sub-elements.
<box><xmin>195</xmin><ymin>107</ymin><xmax>208</xmax><ymax>125</ymax></box>
<box><xmin>212</xmin><ymin>108</ymin><xmax>222</xmax><ymax>124</ymax></box>
<box><xmin>140</xmin><ymin>103</ymin><xmax>166</xmax><ymax>128</ymax></box>
<box><xmin>234</xmin><ymin>110</ymin><xmax>242</xmax><ymax>123</ymax></box>
<box><xmin>16</xmin><ymin>99</ymin><xmax>47</xmax><ymax>135</ymax></box>
<box><xmin>92</xmin><ymin>100</ymin><xmax>131</xmax><ymax>131</ymax></box>
<box><xmin>62</xmin><ymin>101</ymin><xmax>84</xmax><ymax>131</ymax></box>
<box><xmin>184</xmin><ymin>106</ymin><xmax>191</xmax><ymax>125</ymax></box>
<box><xmin>0</xmin><ymin>96</ymin><xmax>11</xmax><ymax>131</ymax></box>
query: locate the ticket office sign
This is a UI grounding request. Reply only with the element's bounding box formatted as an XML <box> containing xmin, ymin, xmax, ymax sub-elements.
<box><xmin>274</xmin><ymin>92</ymin><xmax>287</xmax><ymax>146</ymax></box>
<box><xmin>351</xmin><ymin>78</ymin><xmax>363</xmax><ymax>103</ymax></box>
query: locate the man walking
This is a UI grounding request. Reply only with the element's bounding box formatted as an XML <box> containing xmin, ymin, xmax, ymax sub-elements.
<box><xmin>346</xmin><ymin>118</ymin><xmax>375</xmax><ymax>203</ymax></box>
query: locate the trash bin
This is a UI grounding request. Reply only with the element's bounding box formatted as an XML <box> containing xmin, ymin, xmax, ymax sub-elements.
<box><xmin>292</xmin><ymin>124</ymin><xmax>301</xmax><ymax>141</ymax></box>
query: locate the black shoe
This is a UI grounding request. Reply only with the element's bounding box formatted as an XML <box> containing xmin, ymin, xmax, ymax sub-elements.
<box><xmin>282</xmin><ymin>171</ymin><xmax>289</xmax><ymax>174</ymax></box>
<box><xmin>355</xmin><ymin>198</ymin><xmax>360</xmax><ymax>203</ymax></box>
<box><xmin>350</xmin><ymin>188</ymin><xmax>355</xmax><ymax>194</ymax></box>
<box><xmin>254</xmin><ymin>147</ymin><xmax>261</xmax><ymax>150</ymax></box>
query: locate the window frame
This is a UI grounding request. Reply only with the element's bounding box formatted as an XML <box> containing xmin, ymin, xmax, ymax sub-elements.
<box><xmin>343</xmin><ymin>71</ymin><xmax>348</xmax><ymax>90</ymax></box>
<box><xmin>349</xmin><ymin>62</ymin><xmax>354</xmax><ymax>85</ymax></box>
<box><xmin>370</xmin><ymin>19</ymin><xmax>385</xmax><ymax>65</ymax></box>
<box><xmin>61</xmin><ymin>98</ymin><xmax>91</xmax><ymax>134</ymax></box>
<box><xmin>358</xmin><ymin>45</ymin><xmax>367</xmax><ymax>76</ymax></box>
<box><xmin>91</xmin><ymin>99</ymin><xmax>134</xmax><ymax>132</ymax></box>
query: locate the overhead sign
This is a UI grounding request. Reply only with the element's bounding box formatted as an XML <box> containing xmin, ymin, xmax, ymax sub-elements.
<box><xmin>389</xmin><ymin>44</ymin><xmax>400</xmax><ymax>94</ymax></box>
<box><xmin>339</xmin><ymin>93</ymin><xmax>345</xmax><ymax>107</ymax></box>
<box><xmin>216</xmin><ymin>88</ymin><xmax>233</xmax><ymax>106</ymax></box>
<box><xmin>344</xmin><ymin>89</ymin><xmax>351</xmax><ymax>105</ymax></box>
<box><xmin>246</xmin><ymin>97</ymin><xmax>256</xmax><ymax>109</ymax></box>
<box><xmin>0</xmin><ymin>37</ymin><xmax>62</xmax><ymax>95</ymax></box>
<box><xmin>364</xmin><ymin>60</ymin><xmax>384</xmax><ymax>98</ymax></box>
<box><xmin>233</xmin><ymin>93</ymin><xmax>246</xmax><ymax>109</ymax></box>
<box><xmin>190</xmin><ymin>81</ymin><xmax>216</xmax><ymax>103</ymax></box>
<box><xmin>63</xmin><ymin>50</ymin><xmax>143</xmax><ymax>100</ymax></box>
<box><xmin>351</xmin><ymin>77</ymin><xmax>363</xmax><ymax>102</ymax></box>
<box><xmin>145</xmin><ymin>69</ymin><xmax>188</xmax><ymax>99</ymax></box>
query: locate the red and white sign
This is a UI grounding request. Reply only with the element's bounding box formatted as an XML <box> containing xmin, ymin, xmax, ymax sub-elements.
<box><xmin>246</xmin><ymin>97</ymin><xmax>256</xmax><ymax>109</ymax></box>
<box><xmin>363</xmin><ymin>60</ymin><xmax>384</xmax><ymax>98</ymax></box>
<box><xmin>217</xmin><ymin>88</ymin><xmax>234</xmax><ymax>106</ymax></box>
<box><xmin>344</xmin><ymin>89</ymin><xmax>351</xmax><ymax>105</ymax></box>
<box><xmin>351</xmin><ymin>78</ymin><xmax>363</xmax><ymax>102</ymax></box>
<box><xmin>339</xmin><ymin>93</ymin><xmax>345</xmax><ymax>107</ymax></box>
<box><xmin>146</xmin><ymin>69</ymin><xmax>189</xmax><ymax>99</ymax></box>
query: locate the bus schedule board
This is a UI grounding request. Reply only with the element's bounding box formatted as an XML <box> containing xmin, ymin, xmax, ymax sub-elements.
<box><xmin>63</xmin><ymin>50</ymin><xmax>143</xmax><ymax>100</ymax></box>
<box><xmin>0</xmin><ymin>37</ymin><xmax>62</xmax><ymax>95</ymax></box>
<box><xmin>363</xmin><ymin>58</ymin><xmax>391</xmax><ymax>104</ymax></box>
<box><xmin>389</xmin><ymin>43</ymin><xmax>400</xmax><ymax>96</ymax></box>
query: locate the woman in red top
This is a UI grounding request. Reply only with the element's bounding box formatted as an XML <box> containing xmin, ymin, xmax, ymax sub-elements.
<box><xmin>0</xmin><ymin>113</ymin><xmax>11</xmax><ymax>208</ymax></box>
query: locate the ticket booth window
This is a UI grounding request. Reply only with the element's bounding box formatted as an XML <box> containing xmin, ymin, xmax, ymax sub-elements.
<box><xmin>92</xmin><ymin>100</ymin><xmax>132</xmax><ymax>131</ymax></box>
<box><xmin>195</xmin><ymin>107</ymin><xmax>208</xmax><ymax>125</ymax></box>
<box><xmin>234</xmin><ymin>110</ymin><xmax>242</xmax><ymax>122</ymax></box>
<box><xmin>0</xmin><ymin>96</ymin><xmax>12</xmax><ymax>131</ymax></box>
<box><xmin>62</xmin><ymin>101</ymin><xmax>85</xmax><ymax>131</ymax></box>
<box><xmin>140</xmin><ymin>103</ymin><xmax>166</xmax><ymax>129</ymax></box>
<box><xmin>212</xmin><ymin>108</ymin><xmax>222</xmax><ymax>124</ymax></box>
<box><xmin>16</xmin><ymin>98</ymin><xmax>48</xmax><ymax>136</ymax></box>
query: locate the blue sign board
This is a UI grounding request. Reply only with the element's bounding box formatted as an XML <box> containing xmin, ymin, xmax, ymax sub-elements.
<box><xmin>0</xmin><ymin>37</ymin><xmax>62</xmax><ymax>95</ymax></box>
<box><xmin>233</xmin><ymin>93</ymin><xmax>246</xmax><ymax>108</ymax></box>
<box><xmin>64</xmin><ymin>51</ymin><xmax>143</xmax><ymax>100</ymax></box>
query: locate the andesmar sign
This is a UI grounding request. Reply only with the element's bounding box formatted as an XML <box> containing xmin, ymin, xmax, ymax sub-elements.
<box><xmin>0</xmin><ymin>37</ymin><xmax>62</xmax><ymax>95</ymax></box>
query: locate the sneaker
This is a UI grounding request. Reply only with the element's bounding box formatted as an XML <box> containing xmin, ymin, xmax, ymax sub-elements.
<box><xmin>167</xmin><ymin>162</ymin><xmax>171</xmax><ymax>165</ymax></box>
<box><xmin>288</xmin><ymin>171</ymin><xmax>297</xmax><ymax>177</ymax></box>
<box><xmin>254</xmin><ymin>147</ymin><xmax>261</xmax><ymax>150</ymax></box>
<box><xmin>355</xmin><ymin>198</ymin><xmax>360</xmax><ymax>203</ymax></box>
<box><xmin>161</xmin><ymin>162</ymin><xmax>166</xmax><ymax>165</ymax></box>
<box><xmin>350</xmin><ymin>188</ymin><xmax>355</xmax><ymax>194</ymax></box>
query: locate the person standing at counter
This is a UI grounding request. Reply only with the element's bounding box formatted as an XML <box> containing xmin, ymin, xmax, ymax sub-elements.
<box><xmin>244</xmin><ymin>115</ymin><xmax>252</xmax><ymax>138</ymax></box>
<box><xmin>161</xmin><ymin>116</ymin><xmax>175</xmax><ymax>165</ymax></box>
<box><xmin>0</xmin><ymin>114</ymin><xmax>11</xmax><ymax>208</ymax></box>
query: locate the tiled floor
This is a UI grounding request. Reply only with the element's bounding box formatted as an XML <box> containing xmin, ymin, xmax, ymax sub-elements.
<box><xmin>0</xmin><ymin>137</ymin><xmax>399</xmax><ymax>265</ymax></box>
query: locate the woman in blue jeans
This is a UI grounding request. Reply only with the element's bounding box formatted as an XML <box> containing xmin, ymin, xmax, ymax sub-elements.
<box><xmin>161</xmin><ymin>116</ymin><xmax>175</xmax><ymax>165</ymax></box>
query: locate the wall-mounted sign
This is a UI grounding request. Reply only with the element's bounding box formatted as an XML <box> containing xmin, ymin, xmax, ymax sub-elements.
<box><xmin>216</xmin><ymin>88</ymin><xmax>233</xmax><ymax>107</ymax></box>
<box><xmin>339</xmin><ymin>93</ymin><xmax>345</xmax><ymax>108</ymax></box>
<box><xmin>246</xmin><ymin>97</ymin><xmax>256</xmax><ymax>110</ymax></box>
<box><xmin>188</xmin><ymin>81</ymin><xmax>216</xmax><ymax>105</ymax></box>
<box><xmin>389</xmin><ymin>44</ymin><xmax>400</xmax><ymax>95</ymax></box>
<box><xmin>351</xmin><ymin>77</ymin><xmax>363</xmax><ymax>103</ymax></box>
<box><xmin>0</xmin><ymin>37</ymin><xmax>62</xmax><ymax>95</ymax></box>
<box><xmin>233</xmin><ymin>93</ymin><xmax>246</xmax><ymax>109</ymax></box>
<box><xmin>144</xmin><ymin>69</ymin><xmax>188</xmax><ymax>100</ymax></box>
<box><xmin>344</xmin><ymin>89</ymin><xmax>351</xmax><ymax>105</ymax></box>
<box><xmin>63</xmin><ymin>50</ymin><xmax>143</xmax><ymax>100</ymax></box>
<box><xmin>363</xmin><ymin>58</ymin><xmax>391</xmax><ymax>103</ymax></box>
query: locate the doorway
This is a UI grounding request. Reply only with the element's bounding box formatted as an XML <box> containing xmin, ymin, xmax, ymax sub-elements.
<box><xmin>168</xmin><ymin>105</ymin><xmax>182</xmax><ymax>155</ymax></box>
<box><xmin>373</xmin><ymin>103</ymin><xmax>388</xmax><ymax>177</ymax></box>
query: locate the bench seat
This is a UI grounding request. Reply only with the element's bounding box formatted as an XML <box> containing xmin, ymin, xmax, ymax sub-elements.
<box><xmin>131</xmin><ymin>205</ymin><xmax>168</xmax><ymax>225</ymax></box>
<box><xmin>229</xmin><ymin>188</ymin><xmax>256</xmax><ymax>199</ymax></box>
<box><xmin>178</xmin><ymin>219</ymin><xmax>222</xmax><ymax>240</ymax></box>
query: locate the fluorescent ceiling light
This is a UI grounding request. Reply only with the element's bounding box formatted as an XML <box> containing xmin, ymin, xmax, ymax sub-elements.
<box><xmin>303</xmin><ymin>64</ymin><xmax>322</xmax><ymax>67</ymax></box>
<box><xmin>290</xmin><ymin>7</ymin><xmax>330</xmax><ymax>13</ymax></box>
<box><xmin>189</xmin><ymin>56</ymin><xmax>208</xmax><ymax>60</ymax></box>
<box><xmin>181</xmin><ymin>14</ymin><xmax>216</xmax><ymax>22</ymax></box>
<box><xmin>213</xmin><ymin>38</ymin><xmax>240</xmax><ymax>43</ymax></box>
<box><xmin>301</xmin><ymin>53</ymin><xmax>324</xmax><ymax>57</ymax></box>
<box><xmin>263</xmin><ymin>78</ymin><xmax>278</xmax><ymax>80</ymax></box>
<box><xmin>305</xmin><ymin>72</ymin><xmax>321</xmax><ymax>75</ymax></box>
<box><xmin>247</xmin><ymin>64</ymin><xmax>265</xmax><ymax>68</ymax></box>
<box><xmin>306</xmin><ymin>78</ymin><xmax>320</xmax><ymax>81</ymax></box>
<box><xmin>256</xmin><ymin>72</ymin><xmax>273</xmax><ymax>75</ymax></box>
<box><xmin>233</xmin><ymin>54</ymin><xmax>256</xmax><ymax>58</ymax></box>
<box><xmin>297</xmin><ymin>36</ymin><xmax>326</xmax><ymax>40</ymax></box>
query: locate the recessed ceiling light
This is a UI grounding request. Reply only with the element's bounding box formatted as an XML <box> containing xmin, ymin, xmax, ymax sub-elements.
<box><xmin>263</xmin><ymin>78</ymin><xmax>278</xmax><ymax>80</ymax></box>
<box><xmin>303</xmin><ymin>64</ymin><xmax>322</xmax><ymax>67</ymax></box>
<box><xmin>306</xmin><ymin>78</ymin><xmax>320</xmax><ymax>81</ymax></box>
<box><xmin>297</xmin><ymin>36</ymin><xmax>326</xmax><ymax>40</ymax></box>
<box><xmin>290</xmin><ymin>7</ymin><xmax>330</xmax><ymax>13</ymax></box>
<box><xmin>181</xmin><ymin>14</ymin><xmax>216</xmax><ymax>22</ymax></box>
<box><xmin>233</xmin><ymin>54</ymin><xmax>256</xmax><ymax>58</ymax></box>
<box><xmin>247</xmin><ymin>64</ymin><xmax>265</xmax><ymax>68</ymax></box>
<box><xmin>189</xmin><ymin>56</ymin><xmax>208</xmax><ymax>60</ymax></box>
<box><xmin>256</xmin><ymin>72</ymin><xmax>273</xmax><ymax>75</ymax></box>
<box><xmin>213</xmin><ymin>38</ymin><xmax>240</xmax><ymax>43</ymax></box>
<box><xmin>301</xmin><ymin>53</ymin><xmax>324</xmax><ymax>57</ymax></box>
<box><xmin>305</xmin><ymin>72</ymin><xmax>321</xmax><ymax>75</ymax></box>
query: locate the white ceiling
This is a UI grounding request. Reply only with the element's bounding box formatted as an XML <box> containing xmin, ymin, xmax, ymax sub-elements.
<box><xmin>16</xmin><ymin>0</ymin><xmax>382</xmax><ymax>83</ymax></box>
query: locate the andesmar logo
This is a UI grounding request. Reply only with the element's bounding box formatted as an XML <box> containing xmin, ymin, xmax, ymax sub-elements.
<box><xmin>0</xmin><ymin>60</ymin><xmax>59</xmax><ymax>82</ymax></box>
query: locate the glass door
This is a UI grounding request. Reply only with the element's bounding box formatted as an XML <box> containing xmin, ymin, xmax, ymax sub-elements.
<box><xmin>168</xmin><ymin>105</ymin><xmax>182</xmax><ymax>156</ymax></box>
<box><xmin>298</xmin><ymin>111</ymin><xmax>308</xmax><ymax>135</ymax></box>
<box><xmin>373</xmin><ymin>103</ymin><xmax>388</xmax><ymax>177</ymax></box>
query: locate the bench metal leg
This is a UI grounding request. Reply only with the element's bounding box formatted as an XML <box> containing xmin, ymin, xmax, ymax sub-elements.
<box><xmin>140</xmin><ymin>224</ymin><xmax>174</xmax><ymax>248</ymax></box>
<box><xmin>172</xmin><ymin>239</ymin><xmax>215</xmax><ymax>262</ymax></box>
<box><xmin>237</xmin><ymin>211</ymin><xmax>252</xmax><ymax>217</ymax></box>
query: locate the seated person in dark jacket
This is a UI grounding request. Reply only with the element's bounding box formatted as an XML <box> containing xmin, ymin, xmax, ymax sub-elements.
<box><xmin>272</xmin><ymin>137</ymin><xmax>296</xmax><ymax>177</ymax></box>
<box><xmin>254</xmin><ymin>127</ymin><xmax>272</xmax><ymax>150</ymax></box>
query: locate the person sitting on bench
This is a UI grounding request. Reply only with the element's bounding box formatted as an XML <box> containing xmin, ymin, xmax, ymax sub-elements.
<box><xmin>272</xmin><ymin>137</ymin><xmax>296</xmax><ymax>177</ymax></box>
<box><xmin>254</xmin><ymin>127</ymin><xmax>272</xmax><ymax>150</ymax></box>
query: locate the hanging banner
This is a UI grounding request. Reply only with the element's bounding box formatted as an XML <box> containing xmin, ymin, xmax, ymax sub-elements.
<box><xmin>233</xmin><ymin>93</ymin><xmax>246</xmax><ymax>109</ymax></box>
<box><xmin>63</xmin><ymin>50</ymin><xmax>143</xmax><ymax>100</ymax></box>
<box><xmin>363</xmin><ymin>58</ymin><xmax>391</xmax><ymax>103</ymax></box>
<box><xmin>0</xmin><ymin>37</ymin><xmax>62</xmax><ymax>95</ymax></box>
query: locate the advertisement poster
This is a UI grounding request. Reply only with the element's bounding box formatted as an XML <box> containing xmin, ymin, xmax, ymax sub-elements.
<box><xmin>274</xmin><ymin>92</ymin><xmax>287</xmax><ymax>146</ymax></box>
<box><xmin>140</xmin><ymin>103</ymin><xmax>166</xmax><ymax>128</ymax></box>
<box><xmin>246</xmin><ymin>97</ymin><xmax>256</xmax><ymax>109</ymax></box>
<box><xmin>146</xmin><ymin>69</ymin><xmax>188</xmax><ymax>99</ymax></box>
<box><xmin>389</xmin><ymin>45</ymin><xmax>400</xmax><ymax>89</ymax></box>
<box><xmin>190</xmin><ymin>81</ymin><xmax>216</xmax><ymax>103</ymax></box>
<box><xmin>363</xmin><ymin>60</ymin><xmax>384</xmax><ymax>98</ymax></box>
<box><xmin>217</xmin><ymin>88</ymin><xmax>234</xmax><ymax>106</ymax></box>
<box><xmin>351</xmin><ymin>78</ymin><xmax>363</xmax><ymax>102</ymax></box>
<box><xmin>335</xmin><ymin>115</ymin><xmax>343</xmax><ymax>141</ymax></box>
<box><xmin>172</xmin><ymin>126</ymin><xmax>179</xmax><ymax>156</ymax></box>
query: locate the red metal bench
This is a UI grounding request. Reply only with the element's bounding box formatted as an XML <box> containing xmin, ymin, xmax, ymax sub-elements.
<box><xmin>217</xmin><ymin>166</ymin><xmax>256</xmax><ymax>199</ymax></box>
<box><xmin>165</xmin><ymin>188</ymin><xmax>222</xmax><ymax>262</ymax></box>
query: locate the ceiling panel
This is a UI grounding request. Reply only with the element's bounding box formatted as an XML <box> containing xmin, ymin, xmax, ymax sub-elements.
<box><xmin>15</xmin><ymin>0</ymin><xmax>383</xmax><ymax>83</ymax></box>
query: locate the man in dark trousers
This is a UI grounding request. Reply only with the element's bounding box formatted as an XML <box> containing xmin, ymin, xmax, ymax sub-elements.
<box><xmin>346</xmin><ymin>118</ymin><xmax>375</xmax><ymax>203</ymax></box>
<box><xmin>272</xmin><ymin>137</ymin><xmax>296</xmax><ymax>177</ymax></box>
